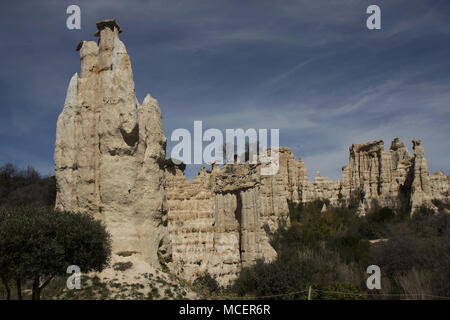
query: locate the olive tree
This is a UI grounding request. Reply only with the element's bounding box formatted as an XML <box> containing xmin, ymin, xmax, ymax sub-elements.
<box><xmin>0</xmin><ymin>206</ymin><xmax>111</xmax><ymax>300</ymax></box>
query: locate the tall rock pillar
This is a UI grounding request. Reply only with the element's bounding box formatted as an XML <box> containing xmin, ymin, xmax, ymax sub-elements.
<box><xmin>54</xmin><ymin>20</ymin><xmax>169</xmax><ymax>267</ymax></box>
<box><xmin>410</xmin><ymin>139</ymin><xmax>434</xmax><ymax>213</ymax></box>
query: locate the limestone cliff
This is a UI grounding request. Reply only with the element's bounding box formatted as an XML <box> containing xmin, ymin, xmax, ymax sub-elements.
<box><xmin>165</xmin><ymin>157</ymin><xmax>291</xmax><ymax>286</ymax></box>
<box><xmin>275</xmin><ymin>138</ymin><xmax>448</xmax><ymax>214</ymax></box>
<box><xmin>165</xmin><ymin>139</ymin><xmax>449</xmax><ymax>284</ymax></box>
<box><xmin>54</xmin><ymin>20</ymin><xmax>449</xmax><ymax>286</ymax></box>
<box><xmin>54</xmin><ymin>20</ymin><xmax>169</xmax><ymax>267</ymax></box>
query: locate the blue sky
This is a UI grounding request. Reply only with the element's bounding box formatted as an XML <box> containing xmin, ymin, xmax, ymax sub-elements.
<box><xmin>0</xmin><ymin>0</ymin><xmax>449</xmax><ymax>180</ymax></box>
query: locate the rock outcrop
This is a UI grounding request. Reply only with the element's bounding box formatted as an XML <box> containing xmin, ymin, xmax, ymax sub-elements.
<box><xmin>165</xmin><ymin>157</ymin><xmax>291</xmax><ymax>286</ymax></box>
<box><xmin>276</xmin><ymin>138</ymin><xmax>447</xmax><ymax>214</ymax></box>
<box><xmin>338</xmin><ymin>138</ymin><xmax>448</xmax><ymax>213</ymax></box>
<box><xmin>165</xmin><ymin>139</ymin><xmax>449</xmax><ymax>283</ymax></box>
<box><xmin>268</xmin><ymin>138</ymin><xmax>448</xmax><ymax>214</ymax></box>
<box><xmin>54</xmin><ymin>20</ymin><xmax>169</xmax><ymax>268</ymax></box>
<box><xmin>55</xmin><ymin>20</ymin><xmax>449</xmax><ymax>287</ymax></box>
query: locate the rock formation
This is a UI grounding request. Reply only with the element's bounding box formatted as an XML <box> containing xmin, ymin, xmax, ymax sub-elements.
<box><xmin>55</xmin><ymin>20</ymin><xmax>449</xmax><ymax>286</ymax></box>
<box><xmin>54</xmin><ymin>20</ymin><xmax>169</xmax><ymax>268</ymax></box>
<box><xmin>264</xmin><ymin>138</ymin><xmax>448</xmax><ymax>214</ymax></box>
<box><xmin>165</xmin><ymin>139</ymin><xmax>449</xmax><ymax>283</ymax></box>
<box><xmin>165</xmin><ymin>157</ymin><xmax>291</xmax><ymax>285</ymax></box>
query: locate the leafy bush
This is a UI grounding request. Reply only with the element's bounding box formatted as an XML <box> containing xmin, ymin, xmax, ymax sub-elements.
<box><xmin>233</xmin><ymin>250</ymin><xmax>351</xmax><ymax>299</ymax></box>
<box><xmin>414</xmin><ymin>205</ymin><xmax>436</xmax><ymax>219</ymax></box>
<box><xmin>369</xmin><ymin>207</ymin><xmax>396</xmax><ymax>223</ymax></box>
<box><xmin>232</xmin><ymin>201</ymin><xmax>450</xmax><ymax>300</ymax></box>
<box><xmin>193</xmin><ymin>273</ymin><xmax>220</xmax><ymax>294</ymax></box>
<box><xmin>310</xmin><ymin>283</ymin><xmax>367</xmax><ymax>300</ymax></box>
<box><xmin>0</xmin><ymin>163</ymin><xmax>56</xmax><ymax>207</ymax></box>
<box><xmin>113</xmin><ymin>262</ymin><xmax>133</xmax><ymax>272</ymax></box>
<box><xmin>432</xmin><ymin>199</ymin><xmax>450</xmax><ymax>213</ymax></box>
<box><xmin>232</xmin><ymin>203</ymin><xmax>365</xmax><ymax>299</ymax></box>
<box><xmin>359</xmin><ymin>207</ymin><xmax>396</xmax><ymax>239</ymax></box>
<box><xmin>0</xmin><ymin>206</ymin><xmax>111</xmax><ymax>300</ymax></box>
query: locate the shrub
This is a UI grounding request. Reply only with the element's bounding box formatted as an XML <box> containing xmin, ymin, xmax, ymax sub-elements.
<box><xmin>232</xmin><ymin>249</ymin><xmax>358</xmax><ymax>299</ymax></box>
<box><xmin>311</xmin><ymin>282</ymin><xmax>367</xmax><ymax>300</ymax></box>
<box><xmin>113</xmin><ymin>262</ymin><xmax>133</xmax><ymax>272</ymax></box>
<box><xmin>232</xmin><ymin>201</ymin><xmax>450</xmax><ymax>300</ymax></box>
<box><xmin>432</xmin><ymin>199</ymin><xmax>450</xmax><ymax>213</ymax></box>
<box><xmin>232</xmin><ymin>214</ymin><xmax>364</xmax><ymax>300</ymax></box>
<box><xmin>0</xmin><ymin>206</ymin><xmax>111</xmax><ymax>300</ymax></box>
<box><xmin>368</xmin><ymin>207</ymin><xmax>396</xmax><ymax>223</ymax></box>
<box><xmin>0</xmin><ymin>163</ymin><xmax>56</xmax><ymax>207</ymax></box>
<box><xmin>359</xmin><ymin>207</ymin><xmax>396</xmax><ymax>239</ymax></box>
<box><xmin>414</xmin><ymin>205</ymin><xmax>436</xmax><ymax>218</ymax></box>
<box><xmin>193</xmin><ymin>273</ymin><xmax>220</xmax><ymax>294</ymax></box>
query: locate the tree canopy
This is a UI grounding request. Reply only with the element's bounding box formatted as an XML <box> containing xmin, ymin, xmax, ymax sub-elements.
<box><xmin>0</xmin><ymin>206</ymin><xmax>111</xmax><ymax>300</ymax></box>
<box><xmin>0</xmin><ymin>163</ymin><xmax>56</xmax><ymax>207</ymax></box>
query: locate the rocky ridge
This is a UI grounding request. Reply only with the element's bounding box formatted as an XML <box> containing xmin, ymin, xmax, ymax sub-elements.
<box><xmin>55</xmin><ymin>20</ymin><xmax>449</xmax><ymax>288</ymax></box>
<box><xmin>165</xmin><ymin>141</ymin><xmax>449</xmax><ymax>284</ymax></box>
<box><xmin>165</xmin><ymin>159</ymin><xmax>291</xmax><ymax>285</ymax></box>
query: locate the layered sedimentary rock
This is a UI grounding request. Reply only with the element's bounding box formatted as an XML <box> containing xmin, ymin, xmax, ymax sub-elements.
<box><xmin>410</xmin><ymin>139</ymin><xmax>438</xmax><ymax>212</ymax></box>
<box><xmin>276</xmin><ymin>138</ymin><xmax>448</xmax><ymax>214</ymax></box>
<box><xmin>55</xmin><ymin>21</ymin><xmax>448</xmax><ymax>285</ymax></box>
<box><xmin>165</xmin><ymin>157</ymin><xmax>291</xmax><ymax>285</ymax></box>
<box><xmin>337</xmin><ymin>138</ymin><xmax>449</xmax><ymax>213</ymax></box>
<box><xmin>54</xmin><ymin>20</ymin><xmax>169</xmax><ymax>267</ymax></box>
<box><xmin>339</xmin><ymin>139</ymin><xmax>414</xmax><ymax>213</ymax></box>
<box><xmin>166</xmin><ymin>139</ymin><xmax>449</xmax><ymax>283</ymax></box>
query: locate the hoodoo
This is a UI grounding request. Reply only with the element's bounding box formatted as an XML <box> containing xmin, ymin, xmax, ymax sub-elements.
<box><xmin>54</xmin><ymin>19</ymin><xmax>170</xmax><ymax>268</ymax></box>
<box><xmin>55</xmin><ymin>20</ymin><xmax>449</xmax><ymax>285</ymax></box>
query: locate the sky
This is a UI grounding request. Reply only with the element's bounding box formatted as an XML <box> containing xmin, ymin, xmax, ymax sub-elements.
<box><xmin>0</xmin><ymin>0</ymin><xmax>449</xmax><ymax>180</ymax></box>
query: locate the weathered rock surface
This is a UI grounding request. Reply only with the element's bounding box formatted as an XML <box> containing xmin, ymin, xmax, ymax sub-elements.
<box><xmin>165</xmin><ymin>157</ymin><xmax>291</xmax><ymax>286</ymax></box>
<box><xmin>166</xmin><ymin>139</ymin><xmax>449</xmax><ymax>283</ymax></box>
<box><xmin>269</xmin><ymin>138</ymin><xmax>448</xmax><ymax>215</ymax></box>
<box><xmin>54</xmin><ymin>20</ymin><xmax>169</xmax><ymax>268</ymax></box>
<box><xmin>55</xmin><ymin>21</ymin><xmax>448</xmax><ymax>287</ymax></box>
<box><xmin>279</xmin><ymin>138</ymin><xmax>448</xmax><ymax>214</ymax></box>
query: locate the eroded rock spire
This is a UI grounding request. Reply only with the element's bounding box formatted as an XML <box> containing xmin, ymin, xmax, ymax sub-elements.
<box><xmin>55</xmin><ymin>20</ymin><xmax>169</xmax><ymax>268</ymax></box>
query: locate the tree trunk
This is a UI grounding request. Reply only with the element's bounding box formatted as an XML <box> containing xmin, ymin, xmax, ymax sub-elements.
<box><xmin>37</xmin><ymin>276</ymin><xmax>54</xmax><ymax>300</ymax></box>
<box><xmin>31</xmin><ymin>275</ymin><xmax>53</xmax><ymax>300</ymax></box>
<box><xmin>0</xmin><ymin>275</ymin><xmax>11</xmax><ymax>300</ymax></box>
<box><xmin>32</xmin><ymin>276</ymin><xmax>40</xmax><ymax>300</ymax></box>
<box><xmin>16</xmin><ymin>278</ymin><xmax>22</xmax><ymax>300</ymax></box>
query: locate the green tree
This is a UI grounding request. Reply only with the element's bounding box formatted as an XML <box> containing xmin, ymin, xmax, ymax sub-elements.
<box><xmin>193</xmin><ymin>273</ymin><xmax>220</xmax><ymax>295</ymax></box>
<box><xmin>0</xmin><ymin>206</ymin><xmax>111</xmax><ymax>300</ymax></box>
<box><xmin>0</xmin><ymin>163</ymin><xmax>56</xmax><ymax>207</ymax></box>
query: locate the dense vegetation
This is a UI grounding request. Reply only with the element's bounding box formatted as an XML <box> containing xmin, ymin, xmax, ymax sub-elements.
<box><xmin>0</xmin><ymin>163</ymin><xmax>56</xmax><ymax>207</ymax></box>
<box><xmin>2</xmin><ymin>162</ymin><xmax>449</xmax><ymax>300</ymax></box>
<box><xmin>0</xmin><ymin>163</ymin><xmax>111</xmax><ymax>300</ymax></box>
<box><xmin>0</xmin><ymin>206</ymin><xmax>112</xmax><ymax>300</ymax></box>
<box><xmin>231</xmin><ymin>200</ymin><xmax>450</xmax><ymax>300</ymax></box>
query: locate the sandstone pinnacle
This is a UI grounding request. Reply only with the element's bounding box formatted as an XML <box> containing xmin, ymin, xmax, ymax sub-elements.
<box><xmin>55</xmin><ymin>20</ymin><xmax>168</xmax><ymax>268</ymax></box>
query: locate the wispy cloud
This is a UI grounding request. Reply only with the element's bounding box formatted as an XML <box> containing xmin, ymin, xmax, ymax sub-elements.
<box><xmin>0</xmin><ymin>0</ymin><xmax>449</xmax><ymax>181</ymax></box>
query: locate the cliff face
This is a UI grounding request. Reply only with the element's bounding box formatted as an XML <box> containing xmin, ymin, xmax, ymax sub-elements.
<box><xmin>277</xmin><ymin>138</ymin><xmax>448</xmax><ymax>214</ymax></box>
<box><xmin>340</xmin><ymin>139</ymin><xmax>413</xmax><ymax>212</ymax></box>
<box><xmin>54</xmin><ymin>20</ymin><xmax>169</xmax><ymax>267</ymax></box>
<box><xmin>55</xmin><ymin>20</ymin><xmax>449</xmax><ymax>285</ymax></box>
<box><xmin>165</xmin><ymin>155</ymin><xmax>291</xmax><ymax>286</ymax></box>
<box><xmin>165</xmin><ymin>139</ymin><xmax>449</xmax><ymax>283</ymax></box>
